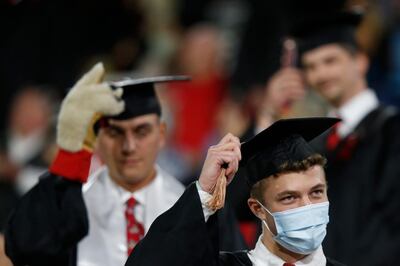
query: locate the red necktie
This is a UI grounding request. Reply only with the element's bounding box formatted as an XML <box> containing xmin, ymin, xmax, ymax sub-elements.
<box><xmin>326</xmin><ymin>121</ymin><xmax>341</xmax><ymax>151</ymax></box>
<box><xmin>125</xmin><ymin>197</ymin><xmax>145</xmax><ymax>255</ymax></box>
<box><xmin>283</xmin><ymin>263</ymin><xmax>296</xmax><ymax>266</ymax></box>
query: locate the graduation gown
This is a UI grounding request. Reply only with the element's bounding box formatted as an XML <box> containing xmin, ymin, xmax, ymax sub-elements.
<box><xmin>125</xmin><ymin>183</ymin><xmax>343</xmax><ymax>266</ymax></box>
<box><xmin>5</xmin><ymin>173</ymin><xmax>87</xmax><ymax>266</ymax></box>
<box><xmin>5</xmin><ymin>166</ymin><xmax>245</xmax><ymax>266</ymax></box>
<box><xmin>0</xmin><ymin>181</ymin><xmax>19</xmax><ymax>232</ymax></box>
<box><xmin>310</xmin><ymin>106</ymin><xmax>400</xmax><ymax>265</ymax></box>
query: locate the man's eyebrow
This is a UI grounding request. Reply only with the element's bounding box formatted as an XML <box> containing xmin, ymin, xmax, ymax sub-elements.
<box><xmin>274</xmin><ymin>183</ymin><xmax>327</xmax><ymax>198</ymax></box>
<box><xmin>310</xmin><ymin>183</ymin><xmax>327</xmax><ymax>190</ymax></box>
<box><xmin>134</xmin><ymin>122</ymin><xmax>152</xmax><ymax>129</ymax></box>
<box><xmin>275</xmin><ymin>190</ymin><xmax>300</xmax><ymax>199</ymax></box>
<box><xmin>107</xmin><ymin>124</ymin><xmax>124</xmax><ymax>131</ymax></box>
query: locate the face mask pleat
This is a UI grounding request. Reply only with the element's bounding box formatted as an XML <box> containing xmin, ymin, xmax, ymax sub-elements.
<box><xmin>257</xmin><ymin>200</ymin><xmax>329</xmax><ymax>255</ymax></box>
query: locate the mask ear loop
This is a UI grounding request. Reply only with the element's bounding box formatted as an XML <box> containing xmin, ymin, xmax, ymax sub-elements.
<box><xmin>256</xmin><ymin>200</ymin><xmax>275</xmax><ymax>234</ymax></box>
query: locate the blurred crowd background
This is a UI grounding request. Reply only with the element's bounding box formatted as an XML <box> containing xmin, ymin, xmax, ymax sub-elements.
<box><xmin>1</xmin><ymin>0</ymin><xmax>400</xmax><ymax>260</ymax></box>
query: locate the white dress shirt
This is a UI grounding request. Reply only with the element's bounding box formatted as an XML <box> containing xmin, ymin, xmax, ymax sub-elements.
<box><xmin>77</xmin><ymin>165</ymin><xmax>184</xmax><ymax>266</ymax></box>
<box><xmin>248</xmin><ymin>236</ymin><xmax>326</xmax><ymax>266</ymax></box>
<box><xmin>328</xmin><ymin>89</ymin><xmax>379</xmax><ymax>138</ymax></box>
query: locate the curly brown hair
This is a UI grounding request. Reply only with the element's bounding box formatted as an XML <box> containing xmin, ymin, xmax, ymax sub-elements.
<box><xmin>249</xmin><ymin>153</ymin><xmax>327</xmax><ymax>203</ymax></box>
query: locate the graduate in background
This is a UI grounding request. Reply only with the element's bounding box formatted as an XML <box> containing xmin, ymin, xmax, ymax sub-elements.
<box><xmin>125</xmin><ymin>117</ymin><xmax>344</xmax><ymax>266</ymax></box>
<box><xmin>266</xmin><ymin>3</ymin><xmax>400</xmax><ymax>264</ymax></box>
<box><xmin>4</xmin><ymin>63</ymin><xmax>245</xmax><ymax>266</ymax></box>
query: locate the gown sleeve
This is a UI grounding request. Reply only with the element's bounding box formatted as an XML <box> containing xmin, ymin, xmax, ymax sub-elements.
<box><xmin>4</xmin><ymin>149</ymin><xmax>91</xmax><ymax>266</ymax></box>
<box><xmin>125</xmin><ymin>183</ymin><xmax>221</xmax><ymax>266</ymax></box>
<box><xmin>125</xmin><ymin>182</ymin><xmax>251</xmax><ymax>266</ymax></box>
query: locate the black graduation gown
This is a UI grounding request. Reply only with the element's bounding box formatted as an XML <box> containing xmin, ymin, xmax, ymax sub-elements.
<box><xmin>125</xmin><ymin>183</ymin><xmax>344</xmax><ymax>266</ymax></box>
<box><xmin>0</xmin><ymin>180</ymin><xmax>19</xmax><ymax>232</ymax></box>
<box><xmin>310</xmin><ymin>106</ymin><xmax>400</xmax><ymax>265</ymax></box>
<box><xmin>4</xmin><ymin>172</ymin><xmax>246</xmax><ymax>266</ymax></box>
<box><xmin>5</xmin><ymin>173</ymin><xmax>88</xmax><ymax>266</ymax></box>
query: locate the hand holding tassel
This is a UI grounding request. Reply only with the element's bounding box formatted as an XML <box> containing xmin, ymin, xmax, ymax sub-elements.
<box><xmin>198</xmin><ymin>134</ymin><xmax>241</xmax><ymax>211</ymax></box>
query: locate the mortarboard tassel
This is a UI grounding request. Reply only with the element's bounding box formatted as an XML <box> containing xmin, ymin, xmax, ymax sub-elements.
<box><xmin>206</xmin><ymin>168</ymin><xmax>227</xmax><ymax>211</ymax></box>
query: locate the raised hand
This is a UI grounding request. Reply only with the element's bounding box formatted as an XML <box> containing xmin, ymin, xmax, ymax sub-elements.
<box><xmin>57</xmin><ymin>63</ymin><xmax>125</xmax><ymax>152</ymax></box>
<box><xmin>262</xmin><ymin>67</ymin><xmax>305</xmax><ymax>117</ymax></box>
<box><xmin>198</xmin><ymin>133</ymin><xmax>241</xmax><ymax>194</ymax></box>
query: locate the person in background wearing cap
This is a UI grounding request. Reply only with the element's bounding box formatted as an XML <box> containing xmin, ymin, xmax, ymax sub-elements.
<box><xmin>261</xmin><ymin>6</ymin><xmax>400</xmax><ymax>265</ymax></box>
<box><xmin>4</xmin><ymin>63</ymin><xmax>245</xmax><ymax>266</ymax></box>
<box><xmin>124</xmin><ymin>117</ymin><xmax>344</xmax><ymax>266</ymax></box>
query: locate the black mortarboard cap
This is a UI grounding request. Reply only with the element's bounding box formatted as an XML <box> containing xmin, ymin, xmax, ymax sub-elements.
<box><xmin>93</xmin><ymin>76</ymin><xmax>190</xmax><ymax>134</ymax></box>
<box><xmin>287</xmin><ymin>8</ymin><xmax>364</xmax><ymax>56</ymax></box>
<box><xmin>108</xmin><ymin>75</ymin><xmax>190</xmax><ymax>120</ymax></box>
<box><xmin>239</xmin><ymin>117</ymin><xmax>340</xmax><ymax>186</ymax></box>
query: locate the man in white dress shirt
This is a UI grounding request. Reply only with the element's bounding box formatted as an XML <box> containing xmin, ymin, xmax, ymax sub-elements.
<box><xmin>70</xmin><ymin>70</ymin><xmax>191</xmax><ymax>266</ymax></box>
<box><xmin>78</xmin><ymin>120</ymin><xmax>183</xmax><ymax>266</ymax></box>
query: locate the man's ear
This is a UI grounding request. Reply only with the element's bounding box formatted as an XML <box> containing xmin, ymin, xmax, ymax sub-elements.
<box><xmin>248</xmin><ymin>198</ymin><xmax>268</xmax><ymax>220</ymax></box>
<box><xmin>356</xmin><ymin>52</ymin><xmax>369</xmax><ymax>76</ymax></box>
<box><xmin>248</xmin><ymin>197</ymin><xmax>278</xmax><ymax>235</ymax></box>
<box><xmin>159</xmin><ymin>121</ymin><xmax>167</xmax><ymax>149</ymax></box>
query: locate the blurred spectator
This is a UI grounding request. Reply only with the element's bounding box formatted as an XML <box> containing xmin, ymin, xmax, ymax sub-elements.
<box><xmin>0</xmin><ymin>86</ymin><xmax>58</xmax><ymax>194</ymax></box>
<box><xmin>160</xmin><ymin>24</ymin><xmax>228</xmax><ymax>183</ymax></box>
<box><xmin>0</xmin><ymin>85</ymin><xmax>58</xmax><ymax>266</ymax></box>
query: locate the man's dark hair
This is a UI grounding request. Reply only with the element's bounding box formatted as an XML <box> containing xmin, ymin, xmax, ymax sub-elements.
<box><xmin>250</xmin><ymin>153</ymin><xmax>327</xmax><ymax>203</ymax></box>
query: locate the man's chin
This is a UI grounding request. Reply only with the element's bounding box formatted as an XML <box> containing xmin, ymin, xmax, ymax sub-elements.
<box><xmin>318</xmin><ymin>88</ymin><xmax>340</xmax><ymax>104</ymax></box>
<box><xmin>119</xmin><ymin>170</ymin><xmax>141</xmax><ymax>181</ymax></box>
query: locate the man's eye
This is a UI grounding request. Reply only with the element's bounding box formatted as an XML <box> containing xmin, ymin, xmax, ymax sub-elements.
<box><xmin>303</xmin><ymin>64</ymin><xmax>314</xmax><ymax>72</ymax></box>
<box><xmin>135</xmin><ymin>127</ymin><xmax>152</xmax><ymax>137</ymax></box>
<box><xmin>311</xmin><ymin>189</ymin><xmax>324</xmax><ymax>197</ymax></box>
<box><xmin>324</xmin><ymin>57</ymin><xmax>337</xmax><ymax>65</ymax></box>
<box><xmin>280</xmin><ymin>195</ymin><xmax>296</xmax><ymax>203</ymax></box>
<box><xmin>106</xmin><ymin>128</ymin><xmax>122</xmax><ymax>137</ymax></box>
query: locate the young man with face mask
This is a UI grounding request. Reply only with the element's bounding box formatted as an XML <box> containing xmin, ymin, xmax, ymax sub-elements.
<box><xmin>125</xmin><ymin>117</ymin><xmax>344</xmax><ymax>266</ymax></box>
<box><xmin>4</xmin><ymin>63</ymin><xmax>245</xmax><ymax>266</ymax></box>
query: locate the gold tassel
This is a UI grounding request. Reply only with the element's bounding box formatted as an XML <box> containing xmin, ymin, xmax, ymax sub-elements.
<box><xmin>206</xmin><ymin>168</ymin><xmax>227</xmax><ymax>211</ymax></box>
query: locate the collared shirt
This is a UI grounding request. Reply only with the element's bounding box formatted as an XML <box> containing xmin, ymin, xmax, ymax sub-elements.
<box><xmin>196</xmin><ymin>181</ymin><xmax>216</xmax><ymax>222</ymax></box>
<box><xmin>328</xmin><ymin>89</ymin><xmax>379</xmax><ymax>138</ymax></box>
<box><xmin>77</xmin><ymin>165</ymin><xmax>184</xmax><ymax>266</ymax></box>
<box><xmin>248</xmin><ymin>236</ymin><xmax>326</xmax><ymax>266</ymax></box>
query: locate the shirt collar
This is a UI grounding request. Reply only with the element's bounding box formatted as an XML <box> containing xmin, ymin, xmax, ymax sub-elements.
<box><xmin>106</xmin><ymin>166</ymin><xmax>160</xmax><ymax>207</ymax></box>
<box><xmin>248</xmin><ymin>236</ymin><xmax>326</xmax><ymax>266</ymax></box>
<box><xmin>328</xmin><ymin>89</ymin><xmax>379</xmax><ymax>137</ymax></box>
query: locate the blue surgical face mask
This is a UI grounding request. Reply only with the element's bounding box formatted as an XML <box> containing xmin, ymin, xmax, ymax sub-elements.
<box><xmin>257</xmin><ymin>200</ymin><xmax>329</xmax><ymax>255</ymax></box>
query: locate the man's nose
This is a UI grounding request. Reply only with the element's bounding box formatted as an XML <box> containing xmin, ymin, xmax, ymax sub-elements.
<box><xmin>122</xmin><ymin>133</ymin><xmax>136</xmax><ymax>153</ymax></box>
<box><xmin>300</xmin><ymin>196</ymin><xmax>313</xmax><ymax>206</ymax></box>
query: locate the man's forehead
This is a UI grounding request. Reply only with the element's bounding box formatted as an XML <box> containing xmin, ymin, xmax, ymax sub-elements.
<box><xmin>302</xmin><ymin>43</ymin><xmax>350</xmax><ymax>63</ymax></box>
<box><xmin>107</xmin><ymin>114</ymin><xmax>160</xmax><ymax>128</ymax></box>
<box><xmin>264</xmin><ymin>166</ymin><xmax>326</xmax><ymax>193</ymax></box>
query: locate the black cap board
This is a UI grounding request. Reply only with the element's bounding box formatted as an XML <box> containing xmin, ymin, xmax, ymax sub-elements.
<box><xmin>107</xmin><ymin>75</ymin><xmax>190</xmax><ymax>120</ymax></box>
<box><xmin>288</xmin><ymin>8</ymin><xmax>364</xmax><ymax>56</ymax></box>
<box><xmin>239</xmin><ymin>117</ymin><xmax>340</xmax><ymax>186</ymax></box>
<box><xmin>93</xmin><ymin>75</ymin><xmax>190</xmax><ymax>134</ymax></box>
